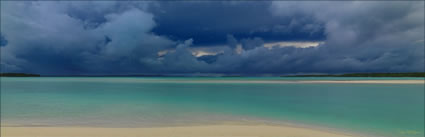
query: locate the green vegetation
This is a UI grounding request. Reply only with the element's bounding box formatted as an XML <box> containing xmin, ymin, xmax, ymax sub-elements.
<box><xmin>283</xmin><ymin>72</ymin><xmax>425</xmax><ymax>77</ymax></box>
<box><xmin>0</xmin><ymin>73</ymin><xmax>40</xmax><ymax>77</ymax></box>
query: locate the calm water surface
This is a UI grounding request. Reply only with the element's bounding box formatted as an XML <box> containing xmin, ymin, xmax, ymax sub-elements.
<box><xmin>1</xmin><ymin>77</ymin><xmax>424</xmax><ymax>137</ymax></box>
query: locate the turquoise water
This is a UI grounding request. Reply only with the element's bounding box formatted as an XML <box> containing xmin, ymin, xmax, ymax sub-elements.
<box><xmin>1</xmin><ymin>77</ymin><xmax>424</xmax><ymax>137</ymax></box>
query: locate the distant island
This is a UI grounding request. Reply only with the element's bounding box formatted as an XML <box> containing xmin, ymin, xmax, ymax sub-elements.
<box><xmin>282</xmin><ymin>72</ymin><xmax>425</xmax><ymax>77</ymax></box>
<box><xmin>0</xmin><ymin>73</ymin><xmax>41</xmax><ymax>77</ymax></box>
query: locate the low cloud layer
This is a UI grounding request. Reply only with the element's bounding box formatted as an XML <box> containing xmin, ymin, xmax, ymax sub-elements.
<box><xmin>1</xmin><ymin>1</ymin><xmax>423</xmax><ymax>75</ymax></box>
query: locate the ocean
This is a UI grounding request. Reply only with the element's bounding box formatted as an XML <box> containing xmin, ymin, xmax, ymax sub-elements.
<box><xmin>1</xmin><ymin>77</ymin><xmax>424</xmax><ymax>137</ymax></box>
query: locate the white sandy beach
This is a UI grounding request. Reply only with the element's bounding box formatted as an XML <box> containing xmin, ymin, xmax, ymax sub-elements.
<box><xmin>1</xmin><ymin>125</ymin><xmax>354</xmax><ymax>137</ymax></box>
<box><xmin>151</xmin><ymin>79</ymin><xmax>424</xmax><ymax>84</ymax></box>
<box><xmin>298</xmin><ymin>80</ymin><xmax>424</xmax><ymax>84</ymax></box>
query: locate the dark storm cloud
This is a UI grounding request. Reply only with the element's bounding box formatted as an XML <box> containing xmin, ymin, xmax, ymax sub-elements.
<box><xmin>0</xmin><ymin>34</ymin><xmax>7</xmax><ymax>47</ymax></box>
<box><xmin>214</xmin><ymin>1</ymin><xmax>425</xmax><ymax>74</ymax></box>
<box><xmin>240</xmin><ymin>37</ymin><xmax>264</xmax><ymax>50</ymax></box>
<box><xmin>0</xmin><ymin>1</ymin><xmax>173</xmax><ymax>74</ymax></box>
<box><xmin>0</xmin><ymin>1</ymin><xmax>423</xmax><ymax>75</ymax></box>
<box><xmin>149</xmin><ymin>1</ymin><xmax>325</xmax><ymax>46</ymax></box>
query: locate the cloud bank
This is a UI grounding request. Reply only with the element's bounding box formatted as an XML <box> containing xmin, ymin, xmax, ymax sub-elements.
<box><xmin>1</xmin><ymin>1</ymin><xmax>423</xmax><ymax>75</ymax></box>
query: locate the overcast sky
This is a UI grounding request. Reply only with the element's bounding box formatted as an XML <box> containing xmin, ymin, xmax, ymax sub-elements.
<box><xmin>0</xmin><ymin>1</ymin><xmax>424</xmax><ymax>75</ymax></box>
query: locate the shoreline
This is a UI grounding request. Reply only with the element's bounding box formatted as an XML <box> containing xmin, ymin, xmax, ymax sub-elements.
<box><xmin>3</xmin><ymin>77</ymin><xmax>423</xmax><ymax>84</ymax></box>
<box><xmin>68</xmin><ymin>79</ymin><xmax>425</xmax><ymax>84</ymax></box>
<box><xmin>168</xmin><ymin>80</ymin><xmax>424</xmax><ymax>84</ymax></box>
<box><xmin>1</xmin><ymin>124</ymin><xmax>354</xmax><ymax>137</ymax></box>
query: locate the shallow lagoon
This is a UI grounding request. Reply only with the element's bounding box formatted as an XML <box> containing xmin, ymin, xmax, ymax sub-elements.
<box><xmin>1</xmin><ymin>77</ymin><xmax>424</xmax><ymax>137</ymax></box>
